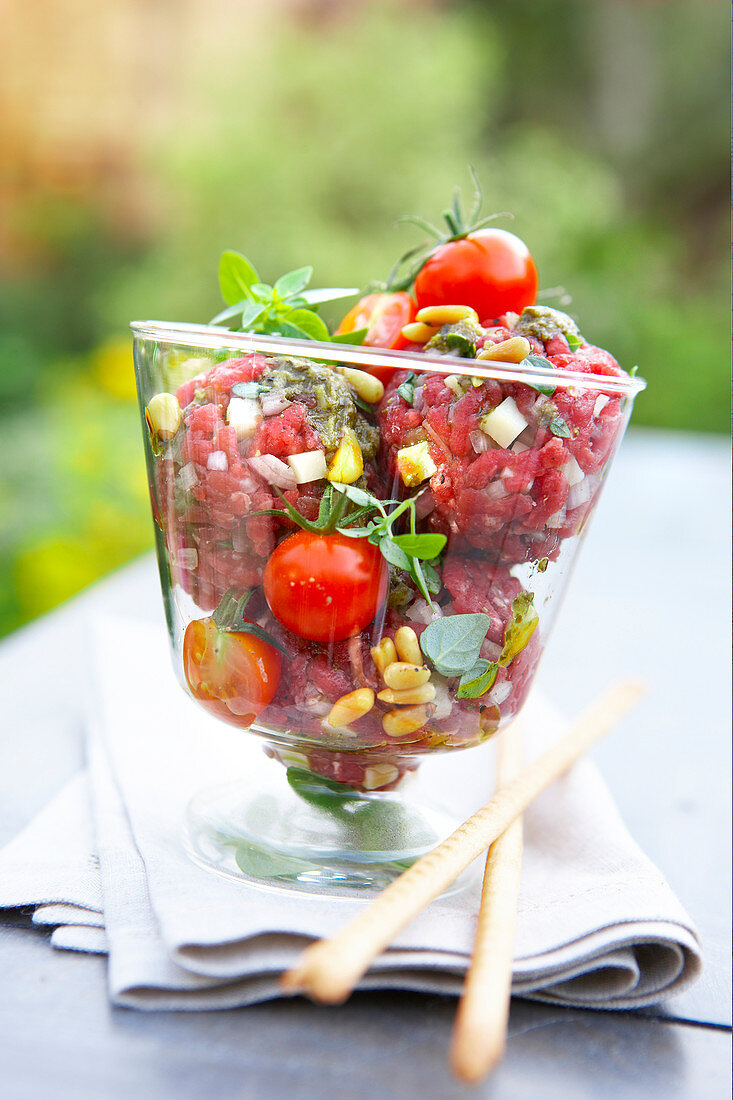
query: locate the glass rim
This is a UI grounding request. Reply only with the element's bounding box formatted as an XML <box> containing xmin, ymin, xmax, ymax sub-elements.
<box><xmin>130</xmin><ymin>320</ymin><xmax>647</xmax><ymax>396</ymax></box>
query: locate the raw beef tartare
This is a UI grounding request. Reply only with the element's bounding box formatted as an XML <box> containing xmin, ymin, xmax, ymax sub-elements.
<box><xmin>137</xmin><ymin>221</ymin><xmax>639</xmax><ymax>792</ymax></box>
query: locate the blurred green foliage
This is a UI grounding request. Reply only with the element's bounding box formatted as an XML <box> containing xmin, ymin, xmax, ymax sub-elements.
<box><xmin>0</xmin><ymin>0</ymin><xmax>728</xmax><ymax>638</ymax></box>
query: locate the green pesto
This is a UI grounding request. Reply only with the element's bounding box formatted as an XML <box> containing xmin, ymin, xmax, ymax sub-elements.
<box><xmin>513</xmin><ymin>305</ymin><xmax>581</xmax><ymax>343</ymax></box>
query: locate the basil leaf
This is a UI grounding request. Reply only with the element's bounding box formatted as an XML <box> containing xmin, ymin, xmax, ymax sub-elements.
<box><xmin>422</xmin><ymin>560</ymin><xmax>442</xmax><ymax>595</ymax></box>
<box><xmin>299</xmin><ymin>287</ymin><xmax>359</xmax><ymax>306</ymax></box>
<box><xmin>286</xmin><ymin>767</ymin><xmax>360</xmax><ymax>810</ymax></box>
<box><xmin>250</xmin><ymin>282</ymin><xmax>274</xmax><ymax>301</ymax></box>
<box><xmin>519</xmin><ymin>354</ymin><xmax>557</xmax><ymax>396</ymax></box>
<box><xmin>499</xmin><ymin>592</ymin><xmax>538</xmax><ymax>666</ymax></box>
<box><xmin>274</xmin><ymin>266</ymin><xmax>313</xmax><ymax>299</ymax></box>
<box><xmin>210</xmin><ymin>299</ymin><xmax>250</xmax><ymax>326</ymax></box>
<box><xmin>566</xmin><ymin>333</ymin><xmax>582</xmax><ymax>351</ymax></box>
<box><xmin>235</xmin><ymin>843</ymin><xmax>319</xmax><ymax>879</ymax></box>
<box><xmin>397</xmin><ymin>372</ymin><xmax>417</xmax><ymax>405</ymax></box>
<box><xmin>421</xmin><ymin>613</ymin><xmax>492</xmax><ymax>676</ymax></box>
<box><xmin>333</xmin><ymin>328</ymin><xmax>368</xmax><ymax>345</ymax></box>
<box><xmin>218</xmin><ymin>250</ymin><xmax>259</xmax><ymax>305</ymax></box>
<box><xmin>548</xmin><ymin>415</ymin><xmax>571</xmax><ymax>439</ymax></box>
<box><xmin>237</xmin><ymin>622</ymin><xmax>291</xmax><ymax>660</ymax></box>
<box><xmin>285</xmin><ymin>309</ymin><xmax>331</xmax><ymax>342</ymax></box>
<box><xmin>392</xmin><ymin>533</ymin><xmax>447</xmax><ymax>560</ymax></box>
<box><xmin>231</xmin><ymin>381</ymin><xmax>264</xmax><ymax>400</ymax></box>
<box><xmin>379</xmin><ymin>538</ymin><xmax>412</xmax><ymax>572</ymax></box>
<box><xmin>456</xmin><ymin>660</ymin><xmax>498</xmax><ymax>699</ymax></box>
<box><xmin>239</xmin><ymin>300</ymin><xmax>267</xmax><ymax>330</ymax></box>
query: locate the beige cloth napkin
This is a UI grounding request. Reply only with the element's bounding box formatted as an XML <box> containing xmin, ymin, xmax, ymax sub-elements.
<box><xmin>0</xmin><ymin>616</ymin><xmax>701</xmax><ymax>1010</ymax></box>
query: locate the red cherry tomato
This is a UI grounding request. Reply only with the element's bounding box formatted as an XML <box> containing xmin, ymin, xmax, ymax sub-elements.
<box><xmin>414</xmin><ymin>229</ymin><xmax>538</xmax><ymax>321</ymax></box>
<box><xmin>263</xmin><ymin>530</ymin><xmax>388</xmax><ymax>643</ymax></box>
<box><xmin>336</xmin><ymin>293</ymin><xmax>417</xmax><ymax>383</ymax></box>
<box><xmin>183</xmin><ymin>617</ymin><xmax>281</xmax><ymax>728</ymax></box>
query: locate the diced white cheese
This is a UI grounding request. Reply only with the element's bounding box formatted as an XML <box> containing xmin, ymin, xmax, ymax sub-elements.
<box><xmin>561</xmin><ymin>456</ymin><xmax>585</xmax><ymax>486</ymax></box>
<box><xmin>227</xmin><ymin>396</ymin><xmax>262</xmax><ymax>439</ymax></box>
<box><xmin>480</xmin><ymin>397</ymin><xmax>528</xmax><ymax>449</ymax></box>
<box><xmin>287</xmin><ymin>449</ymin><xmax>327</xmax><ymax>484</ymax></box>
<box><xmin>206</xmin><ymin>450</ymin><xmax>228</xmax><ymax>471</ymax></box>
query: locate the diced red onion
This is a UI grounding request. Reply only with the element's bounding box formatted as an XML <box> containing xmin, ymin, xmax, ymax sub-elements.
<box><xmin>248</xmin><ymin>454</ymin><xmax>297</xmax><ymax>489</ymax></box>
<box><xmin>545</xmin><ymin>507</ymin><xmax>567</xmax><ymax>529</ymax></box>
<box><xmin>593</xmin><ymin>394</ymin><xmax>610</xmax><ymax>418</ymax></box>
<box><xmin>260</xmin><ymin>391</ymin><xmax>292</xmax><ymax>417</ymax></box>
<box><xmin>178</xmin><ymin>462</ymin><xmax>198</xmax><ymax>491</ymax></box>
<box><xmin>482</xmin><ymin>640</ymin><xmax>503</xmax><ymax>662</ymax></box>
<box><xmin>206</xmin><ymin>450</ymin><xmax>228</xmax><ymax>471</ymax></box>
<box><xmin>485</xmin><ymin>479</ymin><xmax>510</xmax><ymax>501</ymax></box>
<box><xmin>531</xmin><ymin>395</ymin><xmax>550</xmax><ymax>417</ymax></box>
<box><xmin>431</xmin><ymin>681</ymin><xmax>453</xmax><ymax>720</ymax></box>
<box><xmin>470</xmin><ymin>429</ymin><xmax>490</xmax><ymax>454</ymax></box>
<box><xmin>231</xmin><ymin>524</ymin><xmax>249</xmax><ymax>553</ymax></box>
<box><xmin>566</xmin><ymin>478</ymin><xmax>592</xmax><ymax>510</ymax></box>
<box><xmin>487</xmin><ymin>680</ymin><xmax>512</xmax><ymax>707</ymax></box>
<box><xmin>406</xmin><ymin>599</ymin><xmax>443</xmax><ymax>625</ymax></box>
<box><xmin>175</xmin><ymin>548</ymin><xmax>198</xmax><ymax>571</ymax></box>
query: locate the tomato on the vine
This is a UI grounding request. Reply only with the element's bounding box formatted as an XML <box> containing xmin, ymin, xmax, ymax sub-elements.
<box><xmin>263</xmin><ymin>530</ymin><xmax>388</xmax><ymax>643</ymax></box>
<box><xmin>414</xmin><ymin>228</ymin><xmax>537</xmax><ymax>322</ymax></box>
<box><xmin>183</xmin><ymin>617</ymin><xmax>281</xmax><ymax>728</ymax></box>
<box><xmin>335</xmin><ymin>293</ymin><xmax>416</xmax><ymax>381</ymax></box>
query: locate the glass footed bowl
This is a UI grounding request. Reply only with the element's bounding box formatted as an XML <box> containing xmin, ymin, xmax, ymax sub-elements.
<box><xmin>131</xmin><ymin>320</ymin><xmax>644</xmax><ymax>895</ymax></box>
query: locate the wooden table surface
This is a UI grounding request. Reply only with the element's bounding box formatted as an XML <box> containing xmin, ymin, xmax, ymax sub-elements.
<box><xmin>0</xmin><ymin>428</ymin><xmax>730</xmax><ymax>1099</ymax></box>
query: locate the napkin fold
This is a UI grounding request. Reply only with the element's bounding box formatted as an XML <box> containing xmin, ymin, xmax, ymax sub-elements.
<box><xmin>0</xmin><ymin>616</ymin><xmax>701</xmax><ymax>1010</ymax></box>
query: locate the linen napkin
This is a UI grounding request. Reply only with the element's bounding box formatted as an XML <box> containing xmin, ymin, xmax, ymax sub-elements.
<box><xmin>0</xmin><ymin>616</ymin><xmax>701</xmax><ymax>1010</ymax></box>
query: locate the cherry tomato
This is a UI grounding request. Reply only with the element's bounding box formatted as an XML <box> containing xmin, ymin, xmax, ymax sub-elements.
<box><xmin>336</xmin><ymin>293</ymin><xmax>417</xmax><ymax>383</ymax></box>
<box><xmin>263</xmin><ymin>530</ymin><xmax>388</xmax><ymax>643</ymax></box>
<box><xmin>183</xmin><ymin>617</ymin><xmax>281</xmax><ymax>728</ymax></box>
<box><xmin>414</xmin><ymin>229</ymin><xmax>537</xmax><ymax>321</ymax></box>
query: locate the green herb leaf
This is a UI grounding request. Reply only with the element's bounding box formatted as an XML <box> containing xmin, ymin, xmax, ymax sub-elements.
<box><xmin>379</xmin><ymin>538</ymin><xmax>412</xmax><ymax>572</ymax></box>
<box><xmin>456</xmin><ymin>659</ymin><xmax>498</xmax><ymax>699</ymax></box>
<box><xmin>212</xmin><ymin>589</ymin><xmax>253</xmax><ymax>632</ymax></box>
<box><xmin>566</xmin><ymin>333</ymin><xmax>583</xmax><ymax>351</ymax></box>
<box><xmin>237</xmin><ymin>622</ymin><xmax>291</xmax><ymax>660</ymax></box>
<box><xmin>274</xmin><ymin>266</ymin><xmax>313</xmax><ymax>299</ymax></box>
<box><xmin>391</xmin><ymin>533</ymin><xmax>447</xmax><ymax>560</ymax></box>
<box><xmin>210</xmin><ymin>300</ymin><xmax>251</xmax><ymax>326</ymax></box>
<box><xmin>218</xmin><ymin>251</ymin><xmax>259</xmax><ymax>305</ymax></box>
<box><xmin>285</xmin><ymin>309</ymin><xmax>332</xmax><ymax>342</ymax></box>
<box><xmin>420</xmin><ymin>613</ymin><xmax>492</xmax><ymax>676</ymax></box>
<box><xmin>331</xmin><ymin>482</ymin><xmax>382</xmax><ymax>510</ymax></box>
<box><xmin>333</xmin><ymin>327</ymin><xmax>368</xmax><ymax>345</ymax></box>
<box><xmin>397</xmin><ymin>372</ymin><xmax>417</xmax><ymax>405</ymax></box>
<box><xmin>421</xmin><ymin>560</ymin><xmax>442</xmax><ymax>595</ymax></box>
<box><xmin>286</xmin><ymin>767</ymin><xmax>360</xmax><ymax>810</ymax></box>
<box><xmin>629</xmin><ymin>365</ymin><xmax>639</xmax><ymax>378</ymax></box>
<box><xmin>239</xmin><ymin>300</ymin><xmax>267</xmax><ymax>330</ymax></box>
<box><xmin>499</xmin><ymin>592</ymin><xmax>538</xmax><ymax>666</ymax></box>
<box><xmin>524</xmin><ymin>354</ymin><xmax>554</xmax><ymax>370</ymax></box>
<box><xmin>231</xmin><ymin>381</ymin><xmax>264</xmax><ymax>399</ymax></box>
<box><xmin>250</xmin><ymin>282</ymin><xmax>274</xmax><ymax>301</ymax></box>
<box><xmin>443</xmin><ymin>331</ymin><xmax>477</xmax><ymax>357</ymax></box>
<box><xmin>235</xmin><ymin>843</ymin><xmax>319</xmax><ymax>879</ymax></box>
<box><xmin>548</xmin><ymin>415</ymin><xmax>571</xmax><ymax>439</ymax></box>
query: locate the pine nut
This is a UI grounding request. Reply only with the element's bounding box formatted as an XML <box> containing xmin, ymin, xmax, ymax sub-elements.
<box><xmin>476</xmin><ymin>337</ymin><xmax>531</xmax><ymax>364</ymax></box>
<box><xmin>383</xmin><ymin>662</ymin><xmax>431</xmax><ymax>690</ymax></box>
<box><xmin>326</xmin><ymin>688</ymin><xmax>375</xmax><ymax>728</ymax></box>
<box><xmin>382</xmin><ymin>705</ymin><xmax>429</xmax><ymax>737</ymax></box>
<box><xmin>336</xmin><ymin>366</ymin><xmax>385</xmax><ymax>405</ymax></box>
<box><xmin>394</xmin><ymin>626</ymin><xmax>422</xmax><ymax>666</ymax></box>
<box><xmin>401</xmin><ymin>321</ymin><xmax>438</xmax><ymax>344</ymax></box>
<box><xmin>371</xmin><ymin>638</ymin><xmax>397</xmax><ymax>678</ymax></box>
<box><xmin>363</xmin><ymin>763</ymin><xmax>400</xmax><ymax>790</ymax></box>
<box><xmin>146</xmin><ymin>392</ymin><xmax>182</xmax><ymax>439</ymax></box>
<box><xmin>416</xmin><ymin>305</ymin><xmax>478</xmax><ymax>326</ymax></box>
<box><xmin>377</xmin><ymin>683</ymin><xmax>436</xmax><ymax>705</ymax></box>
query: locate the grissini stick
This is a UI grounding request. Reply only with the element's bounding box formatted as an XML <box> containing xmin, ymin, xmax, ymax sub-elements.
<box><xmin>449</xmin><ymin>724</ymin><xmax>524</xmax><ymax>1083</ymax></box>
<box><xmin>281</xmin><ymin>679</ymin><xmax>645</xmax><ymax>1004</ymax></box>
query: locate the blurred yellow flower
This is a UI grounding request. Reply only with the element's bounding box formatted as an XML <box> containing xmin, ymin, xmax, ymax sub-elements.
<box><xmin>91</xmin><ymin>338</ymin><xmax>138</xmax><ymax>400</ymax></box>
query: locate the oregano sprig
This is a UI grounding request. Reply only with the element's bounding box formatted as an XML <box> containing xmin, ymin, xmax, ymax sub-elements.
<box><xmin>210</xmin><ymin>250</ymin><xmax>361</xmax><ymax>343</ymax></box>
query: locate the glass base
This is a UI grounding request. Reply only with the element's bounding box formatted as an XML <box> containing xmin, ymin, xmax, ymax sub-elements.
<box><xmin>184</xmin><ymin>752</ymin><xmax>474</xmax><ymax>897</ymax></box>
